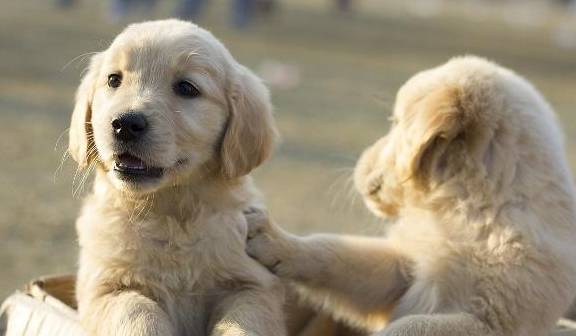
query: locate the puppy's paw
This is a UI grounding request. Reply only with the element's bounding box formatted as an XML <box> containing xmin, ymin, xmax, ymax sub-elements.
<box><xmin>245</xmin><ymin>215</ymin><xmax>299</xmax><ymax>279</ymax></box>
<box><xmin>246</xmin><ymin>232</ymin><xmax>283</xmax><ymax>275</ymax></box>
<box><xmin>243</xmin><ymin>206</ymin><xmax>271</xmax><ymax>239</ymax></box>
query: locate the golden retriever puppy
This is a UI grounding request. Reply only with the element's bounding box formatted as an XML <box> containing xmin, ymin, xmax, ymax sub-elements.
<box><xmin>246</xmin><ymin>56</ymin><xmax>576</xmax><ymax>336</ymax></box>
<box><xmin>68</xmin><ymin>19</ymin><xmax>285</xmax><ymax>336</ymax></box>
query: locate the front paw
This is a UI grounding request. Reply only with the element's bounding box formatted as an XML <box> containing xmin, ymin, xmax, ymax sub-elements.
<box><xmin>245</xmin><ymin>214</ymin><xmax>298</xmax><ymax>278</ymax></box>
<box><xmin>243</xmin><ymin>206</ymin><xmax>271</xmax><ymax>239</ymax></box>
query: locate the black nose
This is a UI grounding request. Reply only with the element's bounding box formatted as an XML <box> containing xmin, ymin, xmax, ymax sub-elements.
<box><xmin>112</xmin><ymin>112</ymin><xmax>148</xmax><ymax>142</ymax></box>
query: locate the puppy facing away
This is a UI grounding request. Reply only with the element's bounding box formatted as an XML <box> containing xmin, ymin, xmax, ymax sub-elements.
<box><xmin>68</xmin><ymin>19</ymin><xmax>285</xmax><ymax>336</ymax></box>
<box><xmin>247</xmin><ymin>56</ymin><xmax>576</xmax><ymax>335</ymax></box>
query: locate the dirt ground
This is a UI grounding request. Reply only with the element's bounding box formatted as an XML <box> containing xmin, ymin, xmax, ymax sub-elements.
<box><xmin>0</xmin><ymin>0</ymin><xmax>575</xmax><ymax>298</ymax></box>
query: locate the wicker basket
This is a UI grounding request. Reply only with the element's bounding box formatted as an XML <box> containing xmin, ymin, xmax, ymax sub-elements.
<box><xmin>0</xmin><ymin>275</ymin><xmax>83</xmax><ymax>336</ymax></box>
<box><xmin>2</xmin><ymin>275</ymin><xmax>576</xmax><ymax>336</ymax></box>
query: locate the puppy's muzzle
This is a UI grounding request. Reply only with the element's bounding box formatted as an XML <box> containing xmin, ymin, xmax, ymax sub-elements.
<box><xmin>112</xmin><ymin>112</ymin><xmax>148</xmax><ymax>142</ymax></box>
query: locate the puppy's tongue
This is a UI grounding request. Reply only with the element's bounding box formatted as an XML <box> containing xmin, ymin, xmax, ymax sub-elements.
<box><xmin>116</xmin><ymin>154</ymin><xmax>146</xmax><ymax>170</ymax></box>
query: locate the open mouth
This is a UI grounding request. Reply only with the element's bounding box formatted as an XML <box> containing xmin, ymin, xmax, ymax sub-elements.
<box><xmin>113</xmin><ymin>153</ymin><xmax>164</xmax><ymax>180</ymax></box>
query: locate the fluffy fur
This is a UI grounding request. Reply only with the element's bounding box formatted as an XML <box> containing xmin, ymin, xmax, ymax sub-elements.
<box><xmin>69</xmin><ymin>19</ymin><xmax>285</xmax><ymax>336</ymax></box>
<box><xmin>246</xmin><ymin>56</ymin><xmax>576</xmax><ymax>336</ymax></box>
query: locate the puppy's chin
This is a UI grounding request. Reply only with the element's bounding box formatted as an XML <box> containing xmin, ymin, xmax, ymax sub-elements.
<box><xmin>107</xmin><ymin>169</ymin><xmax>167</xmax><ymax>195</ymax></box>
<box><xmin>362</xmin><ymin>197</ymin><xmax>397</xmax><ymax>219</ymax></box>
<box><xmin>104</xmin><ymin>155</ymin><xmax>194</xmax><ymax>196</ymax></box>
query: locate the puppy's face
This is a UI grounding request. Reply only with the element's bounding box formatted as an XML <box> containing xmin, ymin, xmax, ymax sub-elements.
<box><xmin>91</xmin><ymin>26</ymin><xmax>227</xmax><ymax>192</ymax></box>
<box><xmin>355</xmin><ymin>62</ymin><xmax>485</xmax><ymax>218</ymax></box>
<box><xmin>69</xmin><ymin>20</ymin><xmax>276</xmax><ymax>194</ymax></box>
<box><xmin>354</xmin><ymin>131</ymin><xmax>404</xmax><ymax>218</ymax></box>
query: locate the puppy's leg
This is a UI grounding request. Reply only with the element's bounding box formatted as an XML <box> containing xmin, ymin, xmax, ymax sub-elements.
<box><xmin>79</xmin><ymin>291</ymin><xmax>175</xmax><ymax>336</ymax></box>
<box><xmin>245</xmin><ymin>210</ymin><xmax>412</xmax><ymax>323</ymax></box>
<box><xmin>209</xmin><ymin>287</ymin><xmax>286</xmax><ymax>336</ymax></box>
<box><xmin>378</xmin><ymin>313</ymin><xmax>493</xmax><ymax>336</ymax></box>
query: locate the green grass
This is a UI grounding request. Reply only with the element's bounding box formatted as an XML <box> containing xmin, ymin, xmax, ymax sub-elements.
<box><xmin>1</xmin><ymin>0</ymin><xmax>575</xmax><ymax>298</ymax></box>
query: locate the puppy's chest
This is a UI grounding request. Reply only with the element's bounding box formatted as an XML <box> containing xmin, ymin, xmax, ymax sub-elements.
<box><xmin>134</xmin><ymin>224</ymin><xmax>210</xmax><ymax>289</ymax></box>
<box><xmin>79</xmin><ymin>207</ymin><xmax>252</xmax><ymax>335</ymax></box>
<box><xmin>87</xmin><ymin>212</ymin><xmax>246</xmax><ymax>292</ymax></box>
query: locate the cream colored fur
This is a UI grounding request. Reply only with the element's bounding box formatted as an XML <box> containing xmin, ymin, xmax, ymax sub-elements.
<box><xmin>68</xmin><ymin>19</ymin><xmax>285</xmax><ymax>336</ymax></box>
<box><xmin>246</xmin><ymin>56</ymin><xmax>576</xmax><ymax>336</ymax></box>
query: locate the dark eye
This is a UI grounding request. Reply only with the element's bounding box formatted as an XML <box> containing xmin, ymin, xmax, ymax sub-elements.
<box><xmin>173</xmin><ymin>80</ymin><xmax>200</xmax><ymax>98</ymax></box>
<box><xmin>108</xmin><ymin>73</ymin><xmax>122</xmax><ymax>89</ymax></box>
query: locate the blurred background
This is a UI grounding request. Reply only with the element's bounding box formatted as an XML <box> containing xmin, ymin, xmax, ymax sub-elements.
<box><xmin>1</xmin><ymin>0</ymin><xmax>575</xmax><ymax>299</ymax></box>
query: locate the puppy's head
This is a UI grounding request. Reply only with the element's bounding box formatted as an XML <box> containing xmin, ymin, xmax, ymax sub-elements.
<box><xmin>69</xmin><ymin>20</ymin><xmax>276</xmax><ymax>194</ymax></box>
<box><xmin>355</xmin><ymin>56</ymin><xmax>504</xmax><ymax>218</ymax></box>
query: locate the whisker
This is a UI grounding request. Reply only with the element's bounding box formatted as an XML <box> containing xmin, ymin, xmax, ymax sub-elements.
<box><xmin>71</xmin><ymin>144</ymin><xmax>97</xmax><ymax>197</ymax></box>
<box><xmin>61</xmin><ymin>51</ymin><xmax>99</xmax><ymax>73</ymax></box>
<box><xmin>141</xmin><ymin>193</ymin><xmax>155</xmax><ymax>220</ymax></box>
<box><xmin>71</xmin><ymin>164</ymin><xmax>82</xmax><ymax>195</ymax></box>
<box><xmin>54</xmin><ymin>127</ymin><xmax>71</xmax><ymax>152</ymax></box>
<box><xmin>157</xmin><ymin>110</ymin><xmax>177</xmax><ymax>129</ymax></box>
<box><xmin>135</xmin><ymin>194</ymin><xmax>151</xmax><ymax>221</ymax></box>
<box><xmin>73</xmin><ymin>161</ymin><xmax>95</xmax><ymax>198</ymax></box>
<box><xmin>53</xmin><ymin>150</ymin><xmax>70</xmax><ymax>184</ymax></box>
<box><xmin>326</xmin><ymin>167</ymin><xmax>355</xmax><ymax>211</ymax></box>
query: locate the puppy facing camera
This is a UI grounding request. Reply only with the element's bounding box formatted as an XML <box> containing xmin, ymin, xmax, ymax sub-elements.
<box><xmin>69</xmin><ymin>19</ymin><xmax>284</xmax><ymax>336</ymax></box>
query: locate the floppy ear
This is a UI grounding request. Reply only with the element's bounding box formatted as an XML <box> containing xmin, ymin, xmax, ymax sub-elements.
<box><xmin>69</xmin><ymin>53</ymin><xmax>102</xmax><ymax>169</ymax></box>
<box><xmin>396</xmin><ymin>86</ymin><xmax>471</xmax><ymax>189</ymax></box>
<box><xmin>220</xmin><ymin>65</ymin><xmax>278</xmax><ymax>179</ymax></box>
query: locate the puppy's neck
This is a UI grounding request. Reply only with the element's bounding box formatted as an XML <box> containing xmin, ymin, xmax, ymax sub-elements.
<box><xmin>92</xmin><ymin>170</ymin><xmax>257</xmax><ymax>223</ymax></box>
